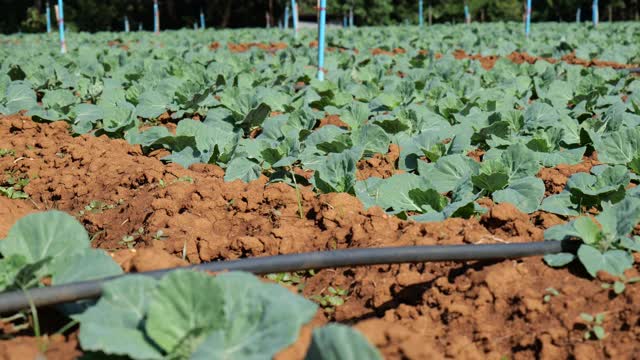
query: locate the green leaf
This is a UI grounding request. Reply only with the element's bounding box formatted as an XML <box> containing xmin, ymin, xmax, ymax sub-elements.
<box><xmin>543</xmin><ymin>252</ymin><xmax>576</xmax><ymax>267</ymax></box>
<box><xmin>419</xmin><ymin>154</ymin><xmax>480</xmax><ymax>193</ymax></box>
<box><xmin>502</xmin><ymin>143</ymin><xmax>541</xmax><ymax>180</ymax></box>
<box><xmin>355</xmin><ymin>173</ymin><xmax>432</xmax><ymax>213</ymax></box>
<box><xmin>408</xmin><ymin>188</ymin><xmax>448</xmax><ymax>213</ymax></box>
<box><xmin>0</xmin><ymin>211</ymin><xmax>122</xmax><ymax>291</ymax></box>
<box><xmin>593</xmin><ymin>326</ymin><xmax>606</xmax><ymax>340</ymax></box>
<box><xmin>125</xmin><ymin>126</ymin><xmax>173</xmax><ymax>148</ymax></box>
<box><xmin>472</xmin><ymin>160</ymin><xmax>509</xmax><ymax>193</ymax></box>
<box><xmin>145</xmin><ymin>271</ymin><xmax>226</xmax><ymax>354</ymax></box>
<box><xmin>162</xmin><ymin>146</ymin><xmax>211</xmax><ymax>169</ymax></box>
<box><xmin>351</xmin><ymin>124</ymin><xmax>390</xmax><ymax>156</ymax></box>
<box><xmin>242</xmin><ymin>103</ymin><xmax>271</xmax><ymax>129</ymax></box>
<box><xmin>592</xmin><ymin>127</ymin><xmax>640</xmax><ymax>165</ymax></box>
<box><xmin>309</xmin><ymin>148</ymin><xmax>360</xmax><ymax>194</ymax></box>
<box><xmin>492</xmin><ymin>176</ymin><xmax>545</xmax><ymax>213</ymax></box>
<box><xmin>42</xmin><ymin>89</ymin><xmax>77</xmax><ymax>111</ymax></box>
<box><xmin>189</xmin><ymin>272</ymin><xmax>318</xmax><ymax>359</ymax></box>
<box><xmin>72</xmin><ymin>103</ymin><xmax>103</xmax><ymax>122</ymax></box>
<box><xmin>572</xmin><ymin>217</ymin><xmax>602</xmax><ymax>245</ymax></box>
<box><xmin>224</xmin><ymin>157</ymin><xmax>262</xmax><ymax>183</ymax></box>
<box><xmin>50</xmin><ymin>248</ymin><xmax>123</xmax><ymax>285</ymax></box>
<box><xmin>613</xmin><ymin>281</ymin><xmax>625</xmax><ymax>294</ymax></box>
<box><xmin>339</xmin><ymin>102</ymin><xmax>370</xmax><ymax>130</ymax></box>
<box><xmin>71</xmin><ymin>104</ymin><xmax>104</xmax><ymax>134</ymax></box>
<box><xmin>629</xmin><ymin>157</ymin><xmax>640</xmax><ymax>174</ymax></box>
<box><xmin>580</xmin><ymin>313</ymin><xmax>594</xmax><ymax>323</ymax></box>
<box><xmin>540</xmin><ymin>192</ymin><xmax>580</xmax><ymax>216</ymax></box>
<box><xmin>304</xmin><ymin>324</ymin><xmax>382</xmax><ymax>360</ymax></box>
<box><xmin>5</xmin><ymin>82</ymin><xmax>37</xmax><ymax>114</ymax></box>
<box><xmin>76</xmin><ymin>276</ymin><xmax>163</xmax><ymax>359</ymax></box>
<box><xmin>79</xmin><ymin>271</ymin><xmax>317</xmax><ymax>359</ymax></box>
<box><xmin>577</xmin><ymin>245</ymin><xmax>633</xmax><ymax>277</ymax></box>
<box><xmin>1</xmin><ymin>211</ymin><xmax>90</xmax><ymax>264</ymax></box>
<box><xmin>596</xmin><ymin>195</ymin><xmax>640</xmax><ymax>238</ymax></box>
<box><xmin>136</xmin><ymin>90</ymin><xmax>171</xmax><ymax>119</ymax></box>
<box><xmin>0</xmin><ymin>255</ymin><xmax>28</xmax><ymax>292</ymax></box>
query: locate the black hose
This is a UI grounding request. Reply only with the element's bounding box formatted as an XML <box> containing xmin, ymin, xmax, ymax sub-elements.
<box><xmin>619</xmin><ymin>67</ymin><xmax>640</xmax><ymax>73</ymax></box>
<box><xmin>0</xmin><ymin>240</ymin><xmax>577</xmax><ymax>314</ymax></box>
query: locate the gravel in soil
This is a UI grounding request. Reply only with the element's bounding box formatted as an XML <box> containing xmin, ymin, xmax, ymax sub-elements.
<box><xmin>0</xmin><ymin>115</ymin><xmax>639</xmax><ymax>359</ymax></box>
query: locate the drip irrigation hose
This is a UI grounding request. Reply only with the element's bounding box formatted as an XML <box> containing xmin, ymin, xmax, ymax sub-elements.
<box><xmin>0</xmin><ymin>240</ymin><xmax>578</xmax><ymax>314</ymax></box>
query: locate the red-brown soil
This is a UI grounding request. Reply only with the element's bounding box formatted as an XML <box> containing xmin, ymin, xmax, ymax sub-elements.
<box><xmin>317</xmin><ymin>115</ymin><xmax>349</xmax><ymax>129</ymax></box>
<box><xmin>452</xmin><ymin>49</ymin><xmax>638</xmax><ymax>71</ymax></box>
<box><xmin>0</xmin><ymin>115</ymin><xmax>639</xmax><ymax>358</ymax></box>
<box><xmin>210</xmin><ymin>40</ymin><xmax>637</xmax><ymax>71</ymax></box>
<box><xmin>356</xmin><ymin>144</ymin><xmax>403</xmax><ymax>181</ymax></box>
<box><xmin>227</xmin><ymin>42</ymin><xmax>288</xmax><ymax>53</ymax></box>
<box><xmin>0</xmin><ymin>334</ymin><xmax>80</xmax><ymax>360</ymax></box>
<box><xmin>537</xmin><ymin>152</ymin><xmax>601</xmax><ymax>196</ymax></box>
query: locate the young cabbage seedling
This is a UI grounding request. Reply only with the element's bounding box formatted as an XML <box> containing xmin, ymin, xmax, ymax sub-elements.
<box><xmin>601</xmin><ymin>274</ymin><xmax>640</xmax><ymax>295</ymax></box>
<box><xmin>0</xmin><ymin>148</ymin><xmax>16</xmax><ymax>157</ymax></box>
<box><xmin>543</xmin><ymin>287</ymin><xmax>560</xmax><ymax>303</ymax></box>
<box><xmin>544</xmin><ymin>195</ymin><xmax>640</xmax><ymax>277</ymax></box>
<box><xmin>580</xmin><ymin>312</ymin><xmax>606</xmax><ymax>340</ymax></box>
<box><xmin>311</xmin><ymin>286</ymin><xmax>349</xmax><ymax>314</ymax></box>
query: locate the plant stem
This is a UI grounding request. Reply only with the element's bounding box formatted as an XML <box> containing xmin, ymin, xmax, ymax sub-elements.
<box><xmin>55</xmin><ymin>319</ymin><xmax>79</xmax><ymax>335</ymax></box>
<box><xmin>290</xmin><ymin>168</ymin><xmax>304</xmax><ymax>219</ymax></box>
<box><xmin>21</xmin><ymin>286</ymin><xmax>44</xmax><ymax>352</ymax></box>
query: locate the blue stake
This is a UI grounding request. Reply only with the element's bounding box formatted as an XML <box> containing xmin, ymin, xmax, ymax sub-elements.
<box><xmin>291</xmin><ymin>0</ymin><xmax>298</xmax><ymax>36</ymax></box>
<box><xmin>349</xmin><ymin>7</ymin><xmax>354</xmax><ymax>28</ymax></box>
<box><xmin>200</xmin><ymin>9</ymin><xmax>205</xmax><ymax>29</ymax></box>
<box><xmin>284</xmin><ymin>6</ymin><xmax>289</xmax><ymax>30</ymax></box>
<box><xmin>124</xmin><ymin>16</ymin><xmax>130</xmax><ymax>32</ymax></box>
<box><xmin>419</xmin><ymin>0</ymin><xmax>424</xmax><ymax>27</ymax></box>
<box><xmin>464</xmin><ymin>4</ymin><xmax>470</xmax><ymax>24</ymax></box>
<box><xmin>139</xmin><ymin>23</ymin><xmax>143</xmax><ymax>31</ymax></box>
<box><xmin>317</xmin><ymin>0</ymin><xmax>327</xmax><ymax>81</ymax></box>
<box><xmin>592</xmin><ymin>0</ymin><xmax>598</xmax><ymax>26</ymax></box>
<box><xmin>525</xmin><ymin>0</ymin><xmax>531</xmax><ymax>37</ymax></box>
<box><xmin>154</xmin><ymin>0</ymin><xmax>160</xmax><ymax>34</ymax></box>
<box><xmin>576</xmin><ymin>8</ymin><xmax>581</xmax><ymax>23</ymax></box>
<box><xmin>46</xmin><ymin>3</ymin><xmax>51</xmax><ymax>33</ymax></box>
<box><xmin>56</xmin><ymin>0</ymin><xmax>66</xmax><ymax>53</ymax></box>
<box><xmin>343</xmin><ymin>15</ymin><xmax>347</xmax><ymax>28</ymax></box>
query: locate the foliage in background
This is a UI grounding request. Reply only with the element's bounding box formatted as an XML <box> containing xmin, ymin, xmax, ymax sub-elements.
<box><xmin>2</xmin><ymin>0</ymin><xmax>640</xmax><ymax>33</ymax></box>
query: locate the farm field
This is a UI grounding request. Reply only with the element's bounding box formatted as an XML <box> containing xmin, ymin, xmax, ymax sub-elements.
<box><xmin>0</xmin><ymin>22</ymin><xmax>640</xmax><ymax>359</ymax></box>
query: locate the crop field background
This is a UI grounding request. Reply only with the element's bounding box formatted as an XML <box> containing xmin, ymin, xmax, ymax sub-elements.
<box><xmin>0</xmin><ymin>8</ymin><xmax>640</xmax><ymax>360</ymax></box>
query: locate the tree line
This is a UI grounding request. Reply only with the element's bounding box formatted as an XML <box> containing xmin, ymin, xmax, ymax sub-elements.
<box><xmin>1</xmin><ymin>0</ymin><xmax>639</xmax><ymax>34</ymax></box>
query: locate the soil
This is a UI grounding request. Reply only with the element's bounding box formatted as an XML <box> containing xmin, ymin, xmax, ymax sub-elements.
<box><xmin>317</xmin><ymin>115</ymin><xmax>349</xmax><ymax>129</ymax></box>
<box><xmin>0</xmin><ymin>334</ymin><xmax>80</xmax><ymax>360</ymax></box>
<box><xmin>537</xmin><ymin>152</ymin><xmax>601</xmax><ymax>196</ymax></box>
<box><xmin>452</xmin><ymin>49</ymin><xmax>638</xmax><ymax>71</ymax></box>
<box><xmin>212</xmin><ymin>41</ymin><xmax>637</xmax><ymax>71</ymax></box>
<box><xmin>227</xmin><ymin>42</ymin><xmax>288</xmax><ymax>53</ymax></box>
<box><xmin>0</xmin><ymin>115</ymin><xmax>639</xmax><ymax>359</ymax></box>
<box><xmin>356</xmin><ymin>144</ymin><xmax>403</xmax><ymax>181</ymax></box>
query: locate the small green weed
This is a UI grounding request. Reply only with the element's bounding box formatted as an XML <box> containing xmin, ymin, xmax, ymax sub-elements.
<box><xmin>120</xmin><ymin>227</ymin><xmax>145</xmax><ymax>249</ymax></box>
<box><xmin>78</xmin><ymin>199</ymin><xmax>124</xmax><ymax>216</ymax></box>
<box><xmin>0</xmin><ymin>172</ymin><xmax>30</xmax><ymax>199</ymax></box>
<box><xmin>152</xmin><ymin>230</ymin><xmax>168</xmax><ymax>241</ymax></box>
<box><xmin>0</xmin><ymin>149</ymin><xmax>16</xmax><ymax>157</ymax></box>
<box><xmin>580</xmin><ymin>312</ymin><xmax>606</xmax><ymax>340</ymax></box>
<box><xmin>310</xmin><ymin>286</ymin><xmax>349</xmax><ymax>314</ymax></box>
<box><xmin>543</xmin><ymin>287</ymin><xmax>560</xmax><ymax>303</ymax></box>
<box><xmin>601</xmin><ymin>275</ymin><xmax>640</xmax><ymax>295</ymax></box>
<box><xmin>159</xmin><ymin>176</ymin><xmax>194</xmax><ymax>188</ymax></box>
<box><xmin>266</xmin><ymin>270</ymin><xmax>315</xmax><ymax>293</ymax></box>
